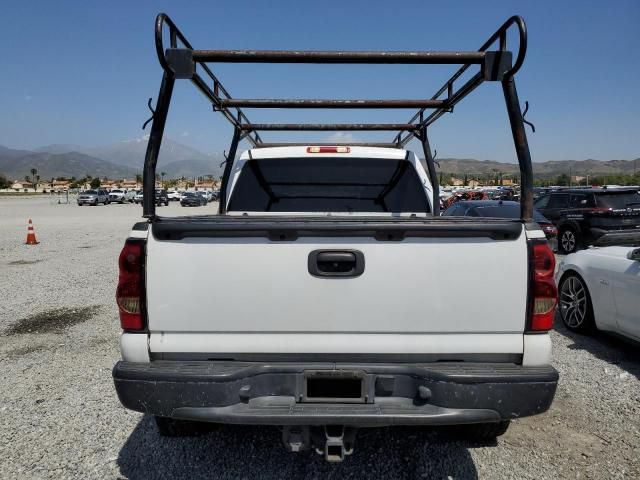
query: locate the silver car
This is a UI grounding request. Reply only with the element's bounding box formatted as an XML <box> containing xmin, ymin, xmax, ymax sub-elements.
<box><xmin>77</xmin><ymin>189</ymin><xmax>110</xmax><ymax>206</ymax></box>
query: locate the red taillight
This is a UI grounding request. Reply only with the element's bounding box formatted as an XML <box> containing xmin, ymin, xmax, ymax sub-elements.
<box><xmin>116</xmin><ymin>239</ymin><xmax>146</xmax><ymax>331</ymax></box>
<box><xmin>527</xmin><ymin>240</ymin><xmax>557</xmax><ymax>331</ymax></box>
<box><xmin>306</xmin><ymin>146</ymin><xmax>351</xmax><ymax>153</ymax></box>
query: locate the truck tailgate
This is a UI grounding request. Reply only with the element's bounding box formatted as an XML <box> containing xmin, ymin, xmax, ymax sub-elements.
<box><xmin>145</xmin><ymin>218</ymin><xmax>528</xmax><ymax>355</ymax></box>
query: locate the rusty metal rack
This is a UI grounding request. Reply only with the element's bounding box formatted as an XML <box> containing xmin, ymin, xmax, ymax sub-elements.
<box><xmin>143</xmin><ymin>13</ymin><xmax>533</xmax><ymax>219</ymax></box>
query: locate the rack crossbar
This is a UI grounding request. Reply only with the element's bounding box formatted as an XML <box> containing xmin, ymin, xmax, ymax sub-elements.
<box><xmin>221</xmin><ymin>99</ymin><xmax>447</xmax><ymax>109</ymax></box>
<box><xmin>240</xmin><ymin>123</ymin><xmax>420</xmax><ymax>132</ymax></box>
<box><xmin>192</xmin><ymin>50</ymin><xmax>485</xmax><ymax>64</ymax></box>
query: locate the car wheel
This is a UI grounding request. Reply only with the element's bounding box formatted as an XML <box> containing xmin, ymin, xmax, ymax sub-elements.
<box><xmin>154</xmin><ymin>416</ymin><xmax>212</xmax><ymax>437</ymax></box>
<box><xmin>443</xmin><ymin>420</ymin><xmax>510</xmax><ymax>441</ymax></box>
<box><xmin>559</xmin><ymin>273</ymin><xmax>595</xmax><ymax>333</ymax></box>
<box><xmin>559</xmin><ymin>227</ymin><xmax>580</xmax><ymax>254</ymax></box>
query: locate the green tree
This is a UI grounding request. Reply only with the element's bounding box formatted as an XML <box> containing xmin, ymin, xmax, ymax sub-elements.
<box><xmin>0</xmin><ymin>173</ymin><xmax>9</xmax><ymax>189</ymax></box>
<box><xmin>30</xmin><ymin>168</ymin><xmax>37</xmax><ymax>183</ymax></box>
<box><xmin>90</xmin><ymin>177</ymin><xmax>101</xmax><ymax>189</ymax></box>
<box><xmin>555</xmin><ymin>173</ymin><xmax>570</xmax><ymax>186</ymax></box>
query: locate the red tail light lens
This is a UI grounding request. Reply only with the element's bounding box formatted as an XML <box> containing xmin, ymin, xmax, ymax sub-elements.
<box><xmin>527</xmin><ymin>240</ymin><xmax>557</xmax><ymax>331</ymax></box>
<box><xmin>116</xmin><ymin>239</ymin><xmax>146</xmax><ymax>331</ymax></box>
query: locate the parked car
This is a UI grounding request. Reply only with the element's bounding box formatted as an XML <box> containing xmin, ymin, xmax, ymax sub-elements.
<box><xmin>77</xmin><ymin>189</ymin><xmax>109</xmax><ymax>206</ymax></box>
<box><xmin>534</xmin><ymin>188</ymin><xmax>640</xmax><ymax>254</ymax></box>
<box><xmin>180</xmin><ymin>191</ymin><xmax>207</xmax><ymax>207</ymax></box>
<box><xmin>197</xmin><ymin>190</ymin><xmax>212</xmax><ymax>202</ymax></box>
<box><xmin>197</xmin><ymin>192</ymin><xmax>209</xmax><ymax>204</ymax></box>
<box><xmin>556</xmin><ymin>245</ymin><xmax>640</xmax><ymax>341</ymax></box>
<box><xmin>442</xmin><ymin>200</ymin><xmax>558</xmax><ymax>251</ymax></box>
<box><xmin>155</xmin><ymin>189</ymin><xmax>169</xmax><ymax>206</ymax></box>
<box><xmin>167</xmin><ymin>190</ymin><xmax>182</xmax><ymax>201</ymax></box>
<box><xmin>109</xmin><ymin>189</ymin><xmax>135</xmax><ymax>203</ymax></box>
<box><xmin>133</xmin><ymin>190</ymin><xmax>144</xmax><ymax>204</ymax></box>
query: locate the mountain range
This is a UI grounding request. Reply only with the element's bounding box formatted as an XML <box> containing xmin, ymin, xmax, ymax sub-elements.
<box><xmin>0</xmin><ymin>140</ymin><xmax>637</xmax><ymax>181</ymax></box>
<box><xmin>0</xmin><ymin>136</ymin><xmax>225</xmax><ymax>180</ymax></box>
<box><xmin>437</xmin><ymin>157</ymin><xmax>639</xmax><ymax>178</ymax></box>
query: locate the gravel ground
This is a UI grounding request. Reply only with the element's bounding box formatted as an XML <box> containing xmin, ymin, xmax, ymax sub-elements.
<box><xmin>0</xmin><ymin>196</ymin><xmax>638</xmax><ymax>479</ymax></box>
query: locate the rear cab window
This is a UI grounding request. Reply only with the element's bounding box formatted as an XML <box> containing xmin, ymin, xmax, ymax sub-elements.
<box><xmin>227</xmin><ymin>157</ymin><xmax>430</xmax><ymax>213</ymax></box>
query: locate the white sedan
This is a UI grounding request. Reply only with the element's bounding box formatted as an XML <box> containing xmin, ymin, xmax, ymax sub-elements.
<box><xmin>167</xmin><ymin>190</ymin><xmax>182</xmax><ymax>201</ymax></box>
<box><xmin>556</xmin><ymin>246</ymin><xmax>640</xmax><ymax>341</ymax></box>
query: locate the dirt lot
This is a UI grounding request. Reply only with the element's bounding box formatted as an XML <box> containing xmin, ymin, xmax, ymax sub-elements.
<box><xmin>1</xmin><ymin>196</ymin><xmax>639</xmax><ymax>479</ymax></box>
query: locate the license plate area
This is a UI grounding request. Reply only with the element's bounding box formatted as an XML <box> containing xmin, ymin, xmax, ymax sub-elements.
<box><xmin>300</xmin><ymin>370</ymin><xmax>367</xmax><ymax>403</ymax></box>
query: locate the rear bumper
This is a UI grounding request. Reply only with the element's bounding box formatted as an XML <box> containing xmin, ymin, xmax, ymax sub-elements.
<box><xmin>113</xmin><ymin>361</ymin><xmax>558</xmax><ymax>426</ymax></box>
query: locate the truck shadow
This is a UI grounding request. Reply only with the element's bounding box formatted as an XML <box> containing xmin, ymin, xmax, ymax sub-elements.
<box><xmin>118</xmin><ymin>416</ymin><xmax>480</xmax><ymax>479</ymax></box>
<box><xmin>554</xmin><ymin>316</ymin><xmax>640</xmax><ymax>381</ymax></box>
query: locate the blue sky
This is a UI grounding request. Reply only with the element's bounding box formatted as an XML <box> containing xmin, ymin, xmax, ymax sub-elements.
<box><xmin>1</xmin><ymin>0</ymin><xmax>638</xmax><ymax>162</ymax></box>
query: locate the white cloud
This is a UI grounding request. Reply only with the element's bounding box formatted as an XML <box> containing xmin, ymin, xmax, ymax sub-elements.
<box><xmin>326</xmin><ymin>132</ymin><xmax>359</xmax><ymax>143</ymax></box>
<box><xmin>181</xmin><ymin>131</ymin><xmax>190</xmax><ymax>137</ymax></box>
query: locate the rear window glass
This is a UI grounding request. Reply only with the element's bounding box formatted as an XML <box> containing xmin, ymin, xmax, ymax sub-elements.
<box><xmin>84</xmin><ymin>190</ymin><xmax>97</xmax><ymax>194</ymax></box>
<box><xmin>227</xmin><ymin>157</ymin><xmax>429</xmax><ymax>213</ymax></box>
<box><xmin>596</xmin><ymin>192</ymin><xmax>640</xmax><ymax>209</ymax></box>
<box><xmin>547</xmin><ymin>193</ymin><xmax>569</xmax><ymax>208</ymax></box>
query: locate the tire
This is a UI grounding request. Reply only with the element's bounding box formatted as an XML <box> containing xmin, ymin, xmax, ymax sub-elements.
<box><xmin>559</xmin><ymin>226</ymin><xmax>580</xmax><ymax>254</ymax></box>
<box><xmin>444</xmin><ymin>421</ymin><xmax>510</xmax><ymax>441</ymax></box>
<box><xmin>558</xmin><ymin>273</ymin><xmax>595</xmax><ymax>333</ymax></box>
<box><xmin>154</xmin><ymin>416</ymin><xmax>212</xmax><ymax>437</ymax></box>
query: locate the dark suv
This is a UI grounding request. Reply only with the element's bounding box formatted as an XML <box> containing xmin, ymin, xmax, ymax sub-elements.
<box><xmin>534</xmin><ymin>188</ymin><xmax>640</xmax><ymax>253</ymax></box>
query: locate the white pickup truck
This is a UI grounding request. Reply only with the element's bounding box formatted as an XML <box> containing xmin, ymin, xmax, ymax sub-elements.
<box><xmin>113</xmin><ymin>145</ymin><xmax>559</xmax><ymax>459</ymax></box>
<box><xmin>112</xmin><ymin>13</ymin><xmax>558</xmax><ymax>461</ymax></box>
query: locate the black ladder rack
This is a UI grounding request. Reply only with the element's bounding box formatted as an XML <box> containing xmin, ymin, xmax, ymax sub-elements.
<box><xmin>143</xmin><ymin>13</ymin><xmax>533</xmax><ymax>220</ymax></box>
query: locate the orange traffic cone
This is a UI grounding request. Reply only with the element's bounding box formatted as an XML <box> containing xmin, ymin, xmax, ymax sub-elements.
<box><xmin>25</xmin><ymin>219</ymin><xmax>39</xmax><ymax>245</ymax></box>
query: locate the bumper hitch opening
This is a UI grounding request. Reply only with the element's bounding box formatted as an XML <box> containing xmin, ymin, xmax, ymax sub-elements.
<box><xmin>282</xmin><ymin>425</ymin><xmax>358</xmax><ymax>462</ymax></box>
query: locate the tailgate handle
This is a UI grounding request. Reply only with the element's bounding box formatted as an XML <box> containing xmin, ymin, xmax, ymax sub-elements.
<box><xmin>308</xmin><ymin>250</ymin><xmax>365</xmax><ymax>278</ymax></box>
